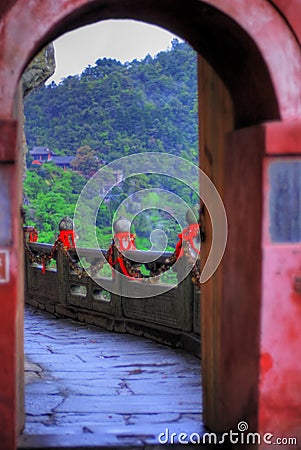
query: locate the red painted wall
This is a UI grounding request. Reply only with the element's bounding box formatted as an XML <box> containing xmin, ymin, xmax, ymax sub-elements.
<box><xmin>0</xmin><ymin>98</ymin><xmax>24</xmax><ymax>448</ymax></box>
<box><xmin>0</xmin><ymin>1</ymin><xmax>17</xmax><ymax>18</ymax></box>
<box><xmin>1</xmin><ymin>0</ymin><xmax>301</xmax><ymax>121</ymax></box>
<box><xmin>271</xmin><ymin>0</ymin><xmax>301</xmax><ymax>47</ymax></box>
<box><xmin>260</xmin><ymin>121</ymin><xmax>301</xmax><ymax>440</ymax></box>
<box><xmin>260</xmin><ymin>243</ymin><xmax>301</xmax><ymax>439</ymax></box>
<box><xmin>219</xmin><ymin>121</ymin><xmax>301</xmax><ymax>444</ymax></box>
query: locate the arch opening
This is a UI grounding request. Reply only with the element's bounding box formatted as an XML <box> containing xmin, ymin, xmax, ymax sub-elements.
<box><xmin>18</xmin><ymin>0</ymin><xmax>280</xmax><ymax>128</ymax></box>
<box><xmin>1</xmin><ymin>0</ymin><xmax>295</xmax><ymax>447</ymax></box>
<box><xmin>22</xmin><ymin>19</ymin><xmax>204</xmax><ymax>444</ymax></box>
<box><xmin>17</xmin><ymin>0</ymin><xmax>278</xmax><ymax>439</ymax></box>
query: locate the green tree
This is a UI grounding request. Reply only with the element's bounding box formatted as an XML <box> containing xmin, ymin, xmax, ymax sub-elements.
<box><xmin>71</xmin><ymin>145</ymin><xmax>101</xmax><ymax>178</ymax></box>
<box><xmin>24</xmin><ymin>42</ymin><xmax>198</xmax><ymax>164</ymax></box>
<box><xmin>23</xmin><ymin>42</ymin><xmax>199</xmax><ymax>249</ymax></box>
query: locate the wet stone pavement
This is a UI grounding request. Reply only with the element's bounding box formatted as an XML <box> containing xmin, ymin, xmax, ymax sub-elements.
<box><xmin>20</xmin><ymin>305</ymin><xmax>204</xmax><ymax>448</ymax></box>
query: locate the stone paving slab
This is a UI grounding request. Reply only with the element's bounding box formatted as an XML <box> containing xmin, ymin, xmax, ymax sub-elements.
<box><xmin>55</xmin><ymin>394</ymin><xmax>201</xmax><ymax>414</ymax></box>
<box><xmin>21</xmin><ymin>305</ymin><xmax>203</xmax><ymax>447</ymax></box>
<box><xmin>25</xmin><ymin>394</ymin><xmax>64</xmax><ymax>416</ymax></box>
<box><xmin>23</xmin><ymin>418</ymin><xmax>202</xmax><ymax>435</ymax></box>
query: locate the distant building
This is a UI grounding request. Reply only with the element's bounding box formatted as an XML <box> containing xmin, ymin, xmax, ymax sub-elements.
<box><xmin>51</xmin><ymin>156</ymin><xmax>75</xmax><ymax>170</ymax></box>
<box><xmin>30</xmin><ymin>146</ymin><xmax>53</xmax><ymax>164</ymax></box>
<box><xmin>29</xmin><ymin>147</ymin><xmax>75</xmax><ymax>170</ymax></box>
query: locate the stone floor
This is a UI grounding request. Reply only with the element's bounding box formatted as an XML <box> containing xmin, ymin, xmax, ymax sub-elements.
<box><xmin>19</xmin><ymin>305</ymin><xmax>204</xmax><ymax>448</ymax></box>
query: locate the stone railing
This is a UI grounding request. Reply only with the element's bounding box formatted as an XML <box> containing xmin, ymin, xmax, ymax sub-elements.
<box><xmin>24</xmin><ymin>243</ymin><xmax>201</xmax><ymax>357</ymax></box>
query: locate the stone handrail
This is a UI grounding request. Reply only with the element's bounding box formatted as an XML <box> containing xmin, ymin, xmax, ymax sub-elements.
<box><xmin>24</xmin><ymin>243</ymin><xmax>201</xmax><ymax>357</ymax></box>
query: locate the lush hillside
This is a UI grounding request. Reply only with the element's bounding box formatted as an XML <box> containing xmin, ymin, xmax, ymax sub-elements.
<box><xmin>24</xmin><ymin>39</ymin><xmax>198</xmax><ymax>163</ymax></box>
<box><xmin>23</xmin><ymin>39</ymin><xmax>199</xmax><ymax>249</ymax></box>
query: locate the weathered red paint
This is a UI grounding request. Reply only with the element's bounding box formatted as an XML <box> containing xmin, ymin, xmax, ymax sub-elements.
<box><xmin>264</xmin><ymin>120</ymin><xmax>301</xmax><ymax>155</ymax></box>
<box><xmin>0</xmin><ymin>0</ymin><xmax>301</xmax><ymax>121</ymax></box>
<box><xmin>271</xmin><ymin>0</ymin><xmax>301</xmax><ymax>47</ymax></box>
<box><xmin>260</xmin><ymin>150</ymin><xmax>301</xmax><ymax>440</ymax></box>
<box><xmin>0</xmin><ymin>1</ymin><xmax>301</xmax><ymax>449</ymax></box>
<box><xmin>0</xmin><ymin>119</ymin><xmax>23</xmax><ymax>449</ymax></box>
<box><xmin>204</xmin><ymin>0</ymin><xmax>301</xmax><ymax>121</ymax></box>
<box><xmin>260</xmin><ymin>353</ymin><xmax>273</xmax><ymax>378</ymax></box>
<box><xmin>0</xmin><ymin>0</ymin><xmax>17</xmax><ymax>18</ymax></box>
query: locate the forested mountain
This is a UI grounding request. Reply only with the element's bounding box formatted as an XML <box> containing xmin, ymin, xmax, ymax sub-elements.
<box><xmin>24</xmin><ymin>39</ymin><xmax>198</xmax><ymax>163</ymax></box>
<box><xmin>23</xmin><ymin>39</ymin><xmax>199</xmax><ymax>248</ymax></box>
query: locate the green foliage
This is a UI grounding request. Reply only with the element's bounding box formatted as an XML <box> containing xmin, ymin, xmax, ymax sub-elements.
<box><xmin>23</xmin><ymin>41</ymin><xmax>199</xmax><ymax>252</ymax></box>
<box><xmin>24</xmin><ymin>40</ymin><xmax>198</xmax><ymax>163</ymax></box>
<box><xmin>23</xmin><ymin>164</ymin><xmax>87</xmax><ymax>243</ymax></box>
<box><xmin>71</xmin><ymin>145</ymin><xmax>101</xmax><ymax>177</ymax></box>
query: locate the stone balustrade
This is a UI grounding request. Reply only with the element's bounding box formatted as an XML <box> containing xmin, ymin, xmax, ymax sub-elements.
<box><xmin>24</xmin><ymin>243</ymin><xmax>201</xmax><ymax>357</ymax></box>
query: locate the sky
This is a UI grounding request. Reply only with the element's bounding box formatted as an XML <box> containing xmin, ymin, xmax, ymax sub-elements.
<box><xmin>47</xmin><ymin>20</ymin><xmax>181</xmax><ymax>84</ymax></box>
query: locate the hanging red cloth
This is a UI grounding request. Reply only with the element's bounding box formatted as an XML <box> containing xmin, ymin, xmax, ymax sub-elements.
<box><xmin>58</xmin><ymin>230</ymin><xmax>75</xmax><ymax>249</ymax></box>
<box><xmin>23</xmin><ymin>226</ymin><xmax>38</xmax><ymax>243</ymax></box>
<box><xmin>109</xmin><ymin>233</ymin><xmax>139</xmax><ymax>278</ymax></box>
<box><xmin>175</xmin><ymin>223</ymin><xmax>200</xmax><ymax>259</ymax></box>
<box><xmin>114</xmin><ymin>232</ymin><xmax>136</xmax><ymax>251</ymax></box>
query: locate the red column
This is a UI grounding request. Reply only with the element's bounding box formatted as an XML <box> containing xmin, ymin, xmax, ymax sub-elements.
<box><xmin>0</xmin><ymin>118</ymin><xmax>24</xmax><ymax>450</ymax></box>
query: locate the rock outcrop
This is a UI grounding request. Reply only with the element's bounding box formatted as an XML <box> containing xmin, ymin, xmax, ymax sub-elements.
<box><xmin>22</xmin><ymin>43</ymin><xmax>55</xmax><ymax>97</ymax></box>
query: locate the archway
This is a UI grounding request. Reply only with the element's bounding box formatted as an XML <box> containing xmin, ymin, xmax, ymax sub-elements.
<box><xmin>3</xmin><ymin>0</ymin><xmax>301</xmax><ymax>119</ymax></box>
<box><xmin>1</xmin><ymin>1</ymin><xmax>301</xmax><ymax>449</ymax></box>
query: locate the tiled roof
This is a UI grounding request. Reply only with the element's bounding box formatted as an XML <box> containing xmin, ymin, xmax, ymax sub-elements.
<box><xmin>30</xmin><ymin>146</ymin><xmax>51</xmax><ymax>155</ymax></box>
<box><xmin>51</xmin><ymin>156</ymin><xmax>74</xmax><ymax>165</ymax></box>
